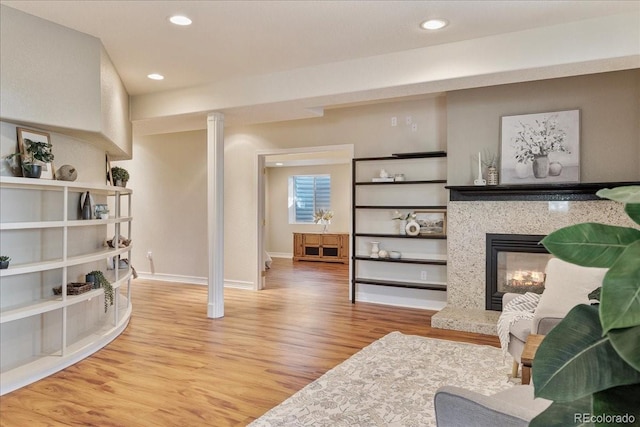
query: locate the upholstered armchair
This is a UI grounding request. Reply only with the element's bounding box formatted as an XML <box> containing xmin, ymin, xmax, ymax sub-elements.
<box><xmin>434</xmin><ymin>384</ymin><xmax>551</xmax><ymax>427</ymax></box>
<box><xmin>500</xmin><ymin>257</ymin><xmax>607</xmax><ymax>376</ymax></box>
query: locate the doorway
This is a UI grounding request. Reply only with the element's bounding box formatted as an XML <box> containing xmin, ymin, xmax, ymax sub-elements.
<box><xmin>256</xmin><ymin>144</ymin><xmax>354</xmax><ymax>291</ymax></box>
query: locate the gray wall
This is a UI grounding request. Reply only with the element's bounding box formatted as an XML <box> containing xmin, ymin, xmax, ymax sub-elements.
<box><xmin>447</xmin><ymin>70</ymin><xmax>640</xmax><ymax>185</ymax></box>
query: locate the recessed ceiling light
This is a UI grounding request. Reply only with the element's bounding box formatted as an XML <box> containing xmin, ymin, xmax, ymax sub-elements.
<box><xmin>275</xmin><ymin>162</ymin><xmax>284</xmax><ymax>166</ymax></box>
<box><xmin>169</xmin><ymin>15</ymin><xmax>192</xmax><ymax>26</ymax></box>
<box><xmin>147</xmin><ymin>73</ymin><xmax>164</xmax><ymax>80</ymax></box>
<box><xmin>420</xmin><ymin>19</ymin><xmax>448</xmax><ymax>30</ymax></box>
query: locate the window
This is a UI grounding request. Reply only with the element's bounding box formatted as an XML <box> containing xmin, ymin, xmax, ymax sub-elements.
<box><xmin>288</xmin><ymin>175</ymin><xmax>331</xmax><ymax>223</ymax></box>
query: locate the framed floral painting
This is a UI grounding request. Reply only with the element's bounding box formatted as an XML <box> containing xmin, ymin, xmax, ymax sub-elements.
<box><xmin>500</xmin><ymin>110</ymin><xmax>580</xmax><ymax>184</ymax></box>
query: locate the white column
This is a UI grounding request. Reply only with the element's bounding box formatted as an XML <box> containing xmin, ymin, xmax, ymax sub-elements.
<box><xmin>207</xmin><ymin>112</ymin><xmax>224</xmax><ymax>318</ymax></box>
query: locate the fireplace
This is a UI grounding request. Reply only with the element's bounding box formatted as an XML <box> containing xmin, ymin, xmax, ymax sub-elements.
<box><xmin>486</xmin><ymin>234</ymin><xmax>552</xmax><ymax>311</ymax></box>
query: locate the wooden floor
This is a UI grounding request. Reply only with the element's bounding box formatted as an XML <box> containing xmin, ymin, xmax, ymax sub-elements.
<box><xmin>0</xmin><ymin>258</ymin><xmax>498</xmax><ymax>426</ymax></box>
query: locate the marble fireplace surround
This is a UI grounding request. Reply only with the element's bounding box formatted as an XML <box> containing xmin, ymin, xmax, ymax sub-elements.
<box><xmin>431</xmin><ymin>183</ymin><xmax>638</xmax><ymax>336</ymax></box>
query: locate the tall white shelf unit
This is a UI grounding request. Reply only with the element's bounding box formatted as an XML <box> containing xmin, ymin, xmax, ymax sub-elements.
<box><xmin>0</xmin><ymin>176</ymin><xmax>133</xmax><ymax>395</ymax></box>
<box><xmin>351</xmin><ymin>151</ymin><xmax>448</xmax><ymax>303</ymax></box>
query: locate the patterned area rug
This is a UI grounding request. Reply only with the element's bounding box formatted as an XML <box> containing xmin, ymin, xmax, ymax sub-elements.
<box><xmin>250</xmin><ymin>331</ymin><xmax>515</xmax><ymax>427</ymax></box>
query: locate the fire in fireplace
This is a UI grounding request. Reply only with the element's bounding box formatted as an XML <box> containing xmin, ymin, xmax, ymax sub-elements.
<box><xmin>486</xmin><ymin>234</ymin><xmax>552</xmax><ymax>311</ymax></box>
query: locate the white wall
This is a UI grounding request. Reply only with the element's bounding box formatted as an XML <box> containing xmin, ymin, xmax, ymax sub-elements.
<box><xmin>114</xmin><ymin>130</ymin><xmax>209</xmax><ymax>283</ymax></box>
<box><xmin>0</xmin><ymin>5</ymin><xmax>101</xmax><ymax>132</ymax></box>
<box><xmin>0</xmin><ymin>5</ymin><xmax>132</xmax><ymax>159</ymax></box>
<box><xmin>265</xmin><ymin>163</ymin><xmax>350</xmax><ymax>256</ymax></box>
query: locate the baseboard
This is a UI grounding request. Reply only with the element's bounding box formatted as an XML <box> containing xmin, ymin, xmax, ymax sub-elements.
<box><xmin>136</xmin><ymin>272</ymin><xmax>208</xmax><ymax>286</ymax></box>
<box><xmin>268</xmin><ymin>252</ymin><xmax>292</xmax><ymax>259</ymax></box>
<box><xmin>135</xmin><ymin>272</ymin><xmax>255</xmax><ymax>290</ymax></box>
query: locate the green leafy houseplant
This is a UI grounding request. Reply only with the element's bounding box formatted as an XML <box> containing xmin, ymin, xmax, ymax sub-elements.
<box><xmin>0</xmin><ymin>255</ymin><xmax>10</xmax><ymax>269</ymax></box>
<box><xmin>110</xmin><ymin>166</ymin><xmax>129</xmax><ymax>186</ymax></box>
<box><xmin>88</xmin><ymin>270</ymin><xmax>114</xmax><ymax>313</ymax></box>
<box><xmin>7</xmin><ymin>138</ymin><xmax>54</xmax><ymax>178</ymax></box>
<box><xmin>531</xmin><ymin>186</ymin><xmax>640</xmax><ymax>426</ymax></box>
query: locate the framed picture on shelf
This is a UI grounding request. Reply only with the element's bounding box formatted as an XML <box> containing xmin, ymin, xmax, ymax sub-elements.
<box><xmin>414</xmin><ymin>209</ymin><xmax>447</xmax><ymax>236</ymax></box>
<box><xmin>17</xmin><ymin>127</ymin><xmax>55</xmax><ymax>179</ymax></box>
<box><xmin>106</xmin><ymin>153</ymin><xmax>114</xmax><ymax>185</ymax></box>
<box><xmin>500</xmin><ymin>109</ymin><xmax>580</xmax><ymax>185</ymax></box>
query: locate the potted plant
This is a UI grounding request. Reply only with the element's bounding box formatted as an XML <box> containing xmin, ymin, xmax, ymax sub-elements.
<box><xmin>87</xmin><ymin>270</ymin><xmax>114</xmax><ymax>313</ymax></box>
<box><xmin>110</xmin><ymin>166</ymin><xmax>129</xmax><ymax>187</ymax></box>
<box><xmin>7</xmin><ymin>138</ymin><xmax>54</xmax><ymax>178</ymax></box>
<box><xmin>0</xmin><ymin>256</ymin><xmax>10</xmax><ymax>269</ymax></box>
<box><xmin>531</xmin><ymin>186</ymin><xmax>640</xmax><ymax>425</ymax></box>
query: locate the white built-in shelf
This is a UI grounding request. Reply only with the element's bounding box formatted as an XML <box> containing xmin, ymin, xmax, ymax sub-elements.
<box><xmin>0</xmin><ymin>176</ymin><xmax>133</xmax><ymax>395</ymax></box>
<box><xmin>0</xmin><ymin>176</ymin><xmax>132</xmax><ymax>194</ymax></box>
<box><xmin>0</xmin><ymin>270</ymin><xmax>132</xmax><ymax>324</ymax></box>
<box><xmin>0</xmin><ymin>246</ymin><xmax>132</xmax><ymax>277</ymax></box>
<box><xmin>0</xmin><ymin>295</ymin><xmax>131</xmax><ymax>396</ymax></box>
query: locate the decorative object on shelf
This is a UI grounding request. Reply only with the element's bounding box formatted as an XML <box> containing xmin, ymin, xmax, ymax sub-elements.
<box><xmin>405</xmin><ymin>219</ymin><xmax>421</xmax><ymax>236</ymax></box>
<box><xmin>87</xmin><ymin>270</ymin><xmax>114</xmax><ymax>312</ymax></box>
<box><xmin>394</xmin><ymin>173</ymin><xmax>405</xmax><ymax>182</ymax></box>
<box><xmin>378</xmin><ymin>249</ymin><xmax>389</xmax><ymax>258</ymax></box>
<box><xmin>369</xmin><ymin>241</ymin><xmax>380</xmax><ymax>258</ymax></box>
<box><xmin>313</xmin><ymin>209</ymin><xmax>333</xmax><ymax>233</ymax></box>
<box><xmin>392</xmin><ymin>210</ymin><xmax>413</xmax><ymax>234</ymax></box>
<box><xmin>473</xmin><ymin>151</ymin><xmax>486</xmax><ymax>186</ymax></box>
<box><xmin>110</xmin><ymin>166</ymin><xmax>130</xmax><ymax>187</ymax></box>
<box><xmin>487</xmin><ymin>166</ymin><xmax>499</xmax><ymax>185</ymax></box>
<box><xmin>500</xmin><ymin>109</ymin><xmax>580</xmax><ymax>184</ymax></box>
<box><xmin>415</xmin><ymin>209</ymin><xmax>447</xmax><ymax>236</ymax></box>
<box><xmin>52</xmin><ymin>283</ymin><xmax>93</xmax><ymax>296</ymax></box>
<box><xmin>481</xmin><ymin>150</ymin><xmax>499</xmax><ymax>186</ymax></box>
<box><xmin>95</xmin><ymin>204</ymin><xmax>109</xmax><ymax>219</ymax></box>
<box><xmin>80</xmin><ymin>191</ymin><xmax>93</xmax><ymax>220</ymax></box>
<box><xmin>7</xmin><ymin>127</ymin><xmax>55</xmax><ymax>179</ymax></box>
<box><xmin>106</xmin><ymin>234</ymin><xmax>131</xmax><ymax>248</ymax></box>
<box><xmin>105</xmin><ymin>153</ymin><xmax>114</xmax><ymax>185</ymax></box>
<box><xmin>380</xmin><ymin>169</ymin><xmax>390</xmax><ymax>178</ymax></box>
<box><xmin>531</xmin><ymin>186</ymin><xmax>640</xmax><ymax>425</ymax></box>
<box><xmin>85</xmin><ymin>272</ymin><xmax>96</xmax><ymax>288</ymax></box>
<box><xmin>56</xmin><ymin>165</ymin><xmax>78</xmax><ymax>181</ymax></box>
<box><xmin>389</xmin><ymin>251</ymin><xmax>402</xmax><ymax>259</ymax></box>
<box><xmin>0</xmin><ymin>255</ymin><xmax>10</xmax><ymax>269</ymax></box>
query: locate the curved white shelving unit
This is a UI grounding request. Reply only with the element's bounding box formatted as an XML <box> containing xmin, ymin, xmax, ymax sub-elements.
<box><xmin>0</xmin><ymin>177</ymin><xmax>133</xmax><ymax>395</ymax></box>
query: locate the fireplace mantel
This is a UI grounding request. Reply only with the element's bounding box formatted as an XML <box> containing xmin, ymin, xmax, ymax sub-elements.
<box><xmin>447</xmin><ymin>181</ymin><xmax>639</xmax><ymax>202</ymax></box>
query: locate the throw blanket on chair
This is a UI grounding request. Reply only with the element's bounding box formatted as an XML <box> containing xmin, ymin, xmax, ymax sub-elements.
<box><xmin>497</xmin><ymin>292</ymin><xmax>542</xmax><ymax>358</ymax></box>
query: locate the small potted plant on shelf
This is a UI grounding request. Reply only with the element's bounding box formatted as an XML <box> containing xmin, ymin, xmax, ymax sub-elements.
<box><xmin>7</xmin><ymin>138</ymin><xmax>55</xmax><ymax>178</ymax></box>
<box><xmin>87</xmin><ymin>270</ymin><xmax>114</xmax><ymax>313</ymax></box>
<box><xmin>109</xmin><ymin>166</ymin><xmax>130</xmax><ymax>187</ymax></box>
<box><xmin>0</xmin><ymin>256</ymin><xmax>11</xmax><ymax>269</ymax></box>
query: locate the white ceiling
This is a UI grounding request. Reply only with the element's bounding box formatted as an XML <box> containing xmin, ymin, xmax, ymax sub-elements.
<box><xmin>3</xmin><ymin>0</ymin><xmax>638</xmax><ymax>98</ymax></box>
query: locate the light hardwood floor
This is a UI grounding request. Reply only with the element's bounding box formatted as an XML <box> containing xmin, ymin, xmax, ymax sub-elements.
<box><xmin>0</xmin><ymin>258</ymin><xmax>498</xmax><ymax>426</ymax></box>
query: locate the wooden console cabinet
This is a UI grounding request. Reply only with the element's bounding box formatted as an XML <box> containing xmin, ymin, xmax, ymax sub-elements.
<box><xmin>293</xmin><ymin>232</ymin><xmax>349</xmax><ymax>264</ymax></box>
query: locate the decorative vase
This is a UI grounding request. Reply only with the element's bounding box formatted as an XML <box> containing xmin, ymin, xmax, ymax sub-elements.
<box><xmin>549</xmin><ymin>162</ymin><xmax>563</xmax><ymax>176</ymax></box>
<box><xmin>515</xmin><ymin>162</ymin><xmax>529</xmax><ymax>179</ymax></box>
<box><xmin>487</xmin><ymin>166</ymin><xmax>499</xmax><ymax>185</ymax></box>
<box><xmin>399</xmin><ymin>219</ymin><xmax>407</xmax><ymax>235</ymax></box>
<box><xmin>0</xmin><ymin>261</ymin><xmax>9</xmax><ymax>269</ymax></box>
<box><xmin>321</xmin><ymin>220</ymin><xmax>330</xmax><ymax>233</ymax></box>
<box><xmin>115</xmin><ymin>179</ymin><xmax>127</xmax><ymax>187</ymax></box>
<box><xmin>370</xmin><ymin>241</ymin><xmax>380</xmax><ymax>258</ymax></box>
<box><xmin>22</xmin><ymin>164</ymin><xmax>42</xmax><ymax>179</ymax></box>
<box><xmin>81</xmin><ymin>191</ymin><xmax>92</xmax><ymax>220</ymax></box>
<box><xmin>532</xmin><ymin>155</ymin><xmax>549</xmax><ymax>178</ymax></box>
<box><xmin>86</xmin><ymin>273</ymin><xmax>97</xmax><ymax>289</ymax></box>
<box><xmin>405</xmin><ymin>220</ymin><xmax>420</xmax><ymax>236</ymax></box>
